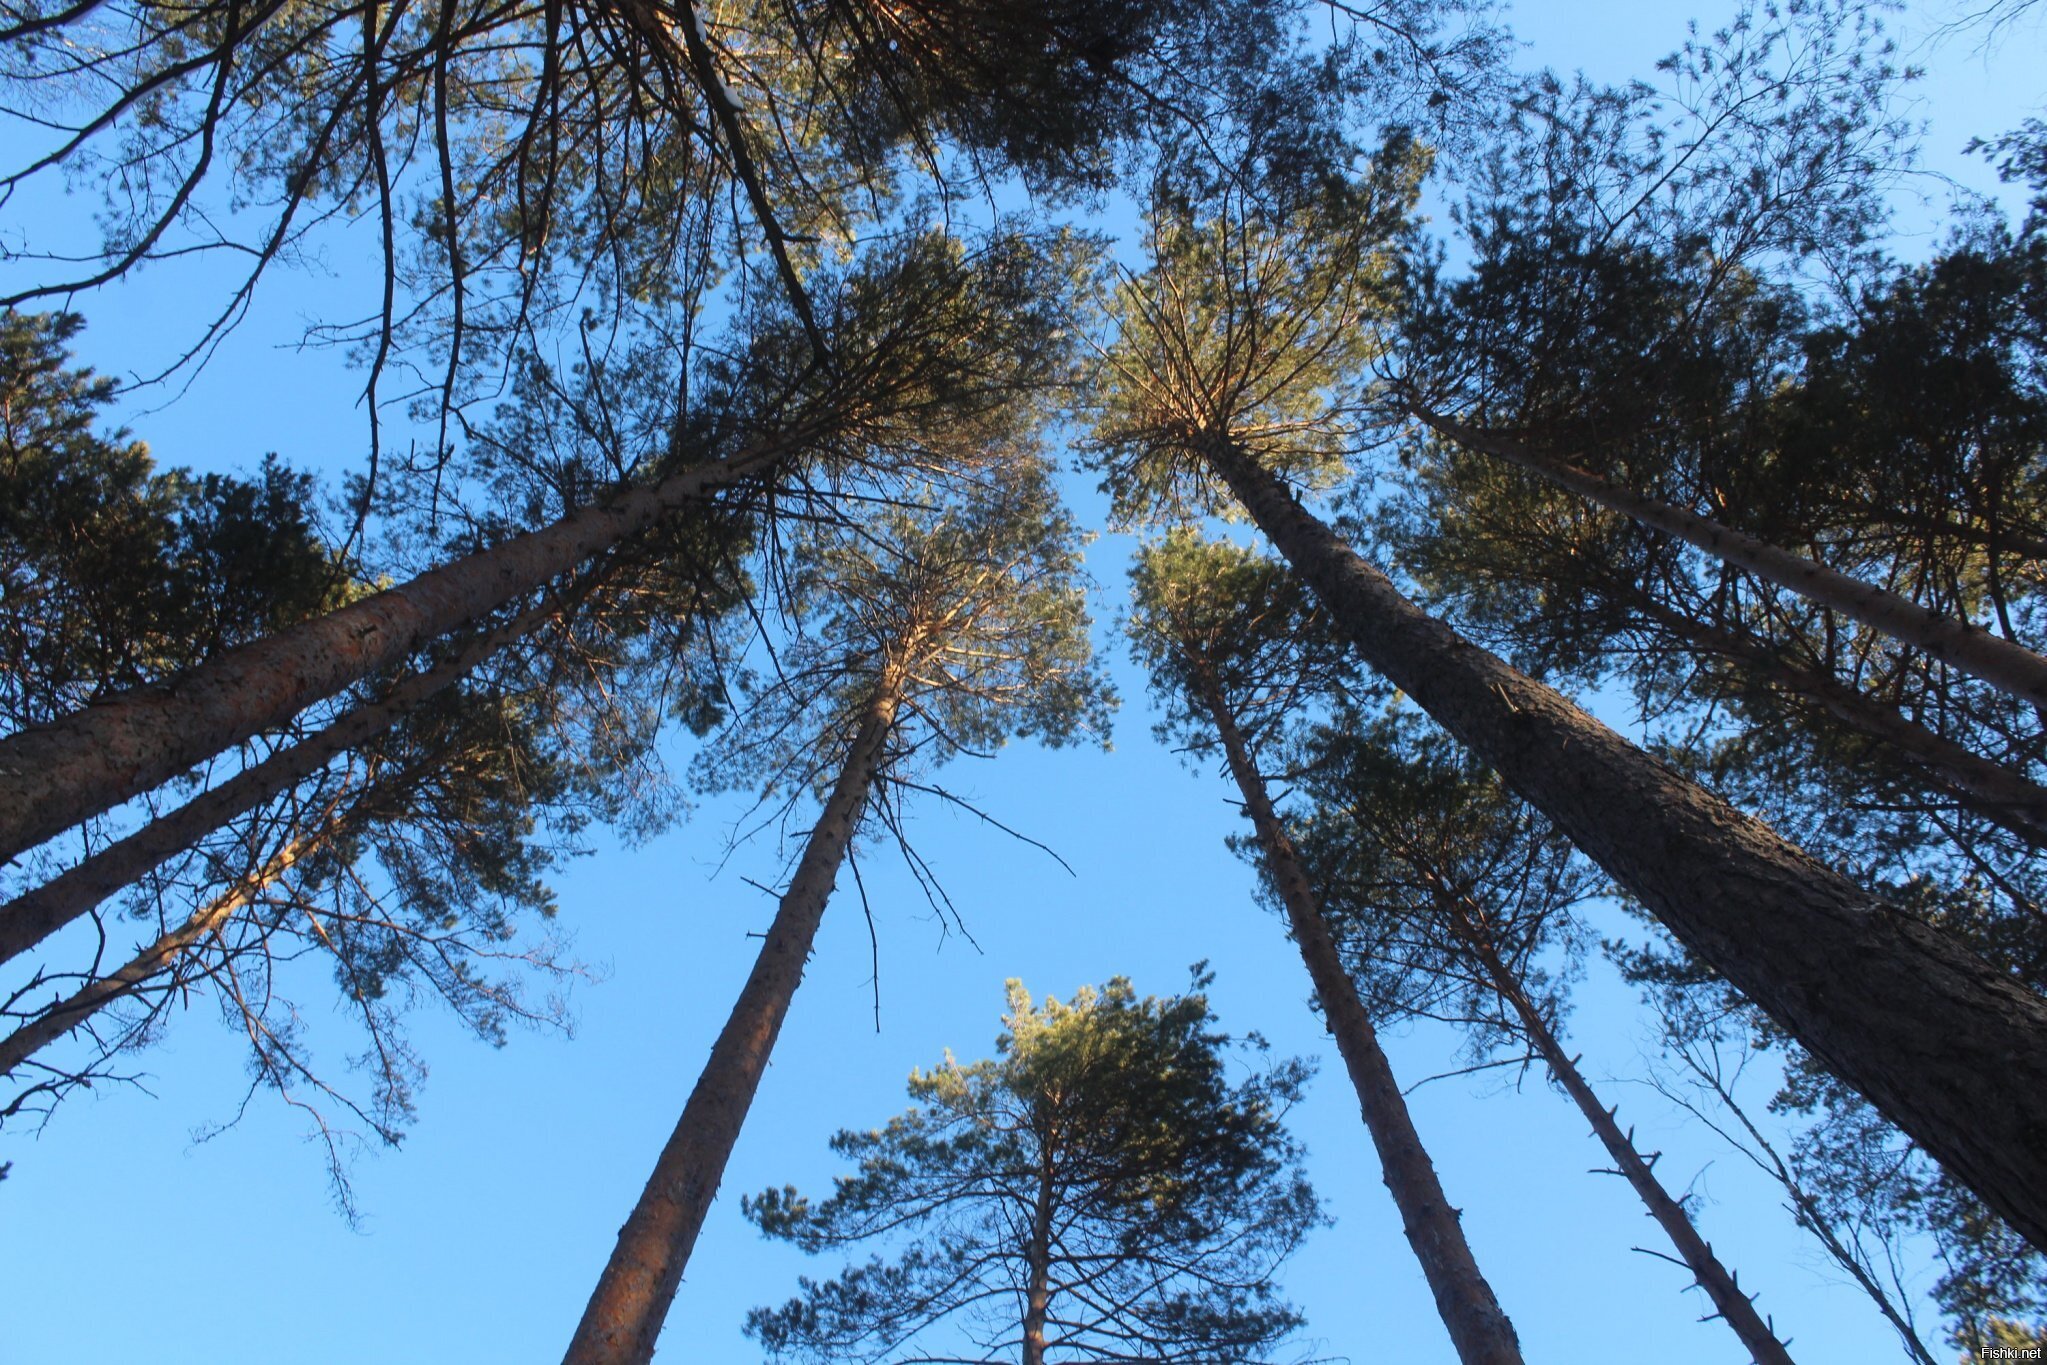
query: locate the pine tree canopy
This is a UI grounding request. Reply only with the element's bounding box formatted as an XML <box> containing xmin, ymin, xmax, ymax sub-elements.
<box><xmin>742</xmin><ymin>974</ymin><xmax>1320</xmax><ymax>1364</ymax></box>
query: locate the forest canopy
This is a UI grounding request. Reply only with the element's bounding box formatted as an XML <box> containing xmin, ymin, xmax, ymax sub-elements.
<box><xmin>3</xmin><ymin>0</ymin><xmax>2046</xmax><ymax>1359</ymax></box>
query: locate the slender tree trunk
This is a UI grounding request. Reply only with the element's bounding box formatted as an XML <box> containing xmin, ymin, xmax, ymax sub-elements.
<box><xmin>1196</xmin><ymin>672</ymin><xmax>1525</xmax><ymax>1365</ymax></box>
<box><xmin>1415</xmin><ymin>409</ymin><xmax>2047</xmax><ymax>710</ymax></box>
<box><xmin>1194</xmin><ymin>429</ymin><xmax>2047</xmax><ymax>1251</ymax></box>
<box><xmin>1437</xmin><ymin>894</ymin><xmax>1794</xmax><ymax>1365</ymax></box>
<box><xmin>0</xmin><ymin>432</ymin><xmax>800</xmax><ymax>866</ymax></box>
<box><xmin>1669</xmin><ymin>1038</ymin><xmax>1942</xmax><ymax>1365</ymax></box>
<box><xmin>1021</xmin><ymin>1144</ymin><xmax>1056</xmax><ymax>1365</ymax></box>
<box><xmin>1626</xmin><ymin>595</ymin><xmax>2047</xmax><ymax>850</ymax></box>
<box><xmin>0</xmin><ymin>828</ymin><xmax>323</xmax><ymax>1077</ymax></box>
<box><xmin>0</xmin><ymin>578</ymin><xmax>597</xmax><ymax>969</ymax></box>
<box><xmin>563</xmin><ymin>684</ymin><xmax>899</xmax><ymax>1365</ymax></box>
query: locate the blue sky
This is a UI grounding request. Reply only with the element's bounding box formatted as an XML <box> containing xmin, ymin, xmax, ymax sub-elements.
<box><xmin>3</xmin><ymin>2</ymin><xmax>2043</xmax><ymax>1361</ymax></box>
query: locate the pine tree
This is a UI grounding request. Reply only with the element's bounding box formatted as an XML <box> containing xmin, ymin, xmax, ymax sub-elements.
<box><xmin>0</xmin><ymin>231</ymin><xmax>1077</xmax><ymax>865</ymax></box>
<box><xmin>1088</xmin><ymin>139</ymin><xmax>2047</xmax><ymax>1247</ymax></box>
<box><xmin>1128</xmin><ymin>531</ymin><xmax>1524</xmax><ymax>1365</ymax></box>
<box><xmin>1288</xmin><ymin>711</ymin><xmax>1795</xmax><ymax>1365</ymax></box>
<box><xmin>565</xmin><ymin>452</ymin><xmax>1111</xmax><ymax>1364</ymax></box>
<box><xmin>742</xmin><ymin>973</ymin><xmax>1319</xmax><ymax>1365</ymax></box>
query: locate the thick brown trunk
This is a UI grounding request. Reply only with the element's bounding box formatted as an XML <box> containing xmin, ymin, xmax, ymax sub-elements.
<box><xmin>561</xmin><ymin>686</ymin><xmax>898</xmax><ymax>1365</ymax></box>
<box><xmin>0</xmin><ymin>583</ymin><xmax>589</xmax><ymax>969</ymax></box>
<box><xmin>1417</xmin><ymin>410</ymin><xmax>2047</xmax><ymax>710</ymax></box>
<box><xmin>1627</xmin><ymin>595</ymin><xmax>2047</xmax><ymax>850</ymax></box>
<box><xmin>1197</xmin><ymin>431</ymin><xmax>2047</xmax><ymax>1251</ymax></box>
<box><xmin>0</xmin><ymin>828</ymin><xmax>323</xmax><ymax>1077</ymax></box>
<box><xmin>0</xmin><ymin>433</ymin><xmax>799</xmax><ymax>866</ymax></box>
<box><xmin>1439</xmin><ymin>896</ymin><xmax>1793</xmax><ymax>1365</ymax></box>
<box><xmin>1198</xmin><ymin>674</ymin><xmax>1524</xmax><ymax>1365</ymax></box>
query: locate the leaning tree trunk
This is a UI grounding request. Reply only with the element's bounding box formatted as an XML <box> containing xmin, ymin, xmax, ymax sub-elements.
<box><xmin>0</xmin><ymin>824</ymin><xmax>327</xmax><ymax>1078</ymax></box>
<box><xmin>1414</xmin><ymin>409</ymin><xmax>2047</xmax><ymax>711</ymax></box>
<box><xmin>563</xmin><ymin>683</ymin><xmax>899</xmax><ymax>1365</ymax></box>
<box><xmin>1194</xmin><ymin>429</ymin><xmax>2047</xmax><ymax>1252</ymax></box>
<box><xmin>1196</xmin><ymin>672</ymin><xmax>1525</xmax><ymax>1365</ymax></box>
<box><xmin>0</xmin><ymin>430</ymin><xmax>802</xmax><ymax>866</ymax></box>
<box><xmin>1436</xmin><ymin>893</ymin><xmax>1794</xmax><ymax>1365</ymax></box>
<box><xmin>1626</xmin><ymin>595</ymin><xmax>2047</xmax><ymax>851</ymax></box>
<box><xmin>0</xmin><ymin>576</ymin><xmax>604</xmax><ymax>969</ymax></box>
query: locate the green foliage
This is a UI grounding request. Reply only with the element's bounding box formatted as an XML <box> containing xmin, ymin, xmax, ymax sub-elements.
<box><xmin>1087</xmin><ymin>142</ymin><xmax>1424</xmax><ymax>526</ymax></box>
<box><xmin>1385</xmin><ymin>224</ymin><xmax>2047</xmax><ymax>985</ymax></box>
<box><xmin>1126</xmin><ymin>529</ymin><xmax>1361</xmax><ymax>760</ymax></box>
<box><xmin>1284</xmin><ymin>709</ymin><xmax>1594</xmax><ymax>1043</ymax></box>
<box><xmin>0</xmin><ymin>311</ymin><xmax>344</xmax><ymax>728</ymax></box>
<box><xmin>743</xmin><ymin>973</ymin><xmax>1320</xmax><ymax>1364</ymax></box>
<box><xmin>696</xmin><ymin>449</ymin><xmax>1112</xmax><ymax>818</ymax></box>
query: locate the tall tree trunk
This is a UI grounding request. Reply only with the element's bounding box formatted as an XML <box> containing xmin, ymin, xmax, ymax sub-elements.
<box><xmin>1021</xmin><ymin>1143</ymin><xmax>1056</xmax><ymax>1365</ymax></box>
<box><xmin>1414</xmin><ymin>410</ymin><xmax>2047</xmax><ymax>711</ymax></box>
<box><xmin>1435</xmin><ymin>892</ymin><xmax>1794</xmax><ymax>1365</ymax></box>
<box><xmin>0</xmin><ymin>578</ymin><xmax>598</xmax><ymax>969</ymax></box>
<box><xmin>0</xmin><ymin>431</ymin><xmax>800</xmax><ymax>866</ymax></box>
<box><xmin>1196</xmin><ymin>672</ymin><xmax>1525</xmax><ymax>1365</ymax></box>
<box><xmin>1194</xmin><ymin>429</ymin><xmax>2047</xmax><ymax>1251</ymax></box>
<box><xmin>0</xmin><ymin>826</ymin><xmax>325</xmax><ymax>1078</ymax></box>
<box><xmin>1626</xmin><ymin>595</ymin><xmax>2047</xmax><ymax>850</ymax></box>
<box><xmin>562</xmin><ymin>684</ymin><xmax>899</xmax><ymax>1365</ymax></box>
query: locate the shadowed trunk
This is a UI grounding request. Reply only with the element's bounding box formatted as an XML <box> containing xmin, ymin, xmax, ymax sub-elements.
<box><xmin>1195</xmin><ymin>429</ymin><xmax>2047</xmax><ymax>1251</ymax></box>
<box><xmin>1626</xmin><ymin>595</ymin><xmax>2047</xmax><ymax>850</ymax></box>
<box><xmin>0</xmin><ymin>431</ymin><xmax>799</xmax><ymax>866</ymax></box>
<box><xmin>1415</xmin><ymin>410</ymin><xmax>2047</xmax><ymax>710</ymax></box>
<box><xmin>1196</xmin><ymin>670</ymin><xmax>1525</xmax><ymax>1365</ymax></box>
<box><xmin>1436</xmin><ymin>891</ymin><xmax>1794</xmax><ymax>1365</ymax></box>
<box><xmin>562</xmin><ymin>683</ymin><xmax>899</xmax><ymax>1365</ymax></box>
<box><xmin>0</xmin><ymin>579</ymin><xmax>597</xmax><ymax>969</ymax></box>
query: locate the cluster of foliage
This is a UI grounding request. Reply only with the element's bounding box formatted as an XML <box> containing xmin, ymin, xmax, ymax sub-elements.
<box><xmin>743</xmin><ymin>974</ymin><xmax>1319</xmax><ymax>1364</ymax></box>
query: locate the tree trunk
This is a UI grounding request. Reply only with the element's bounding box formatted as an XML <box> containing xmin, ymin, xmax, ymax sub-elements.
<box><xmin>1670</xmin><ymin>1036</ymin><xmax>1942</xmax><ymax>1365</ymax></box>
<box><xmin>0</xmin><ymin>827</ymin><xmax>324</xmax><ymax>1078</ymax></box>
<box><xmin>1415</xmin><ymin>409</ymin><xmax>2047</xmax><ymax>711</ymax></box>
<box><xmin>562</xmin><ymin>685</ymin><xmax>898</xmax><ymax>1365</ymax></box>
<box><xmin>1195</xmin><ymin>429</ymin><xmax>2047</xmax><ymax>1251</ymax></box>
<box><xmin>1197</xmin><ymin>672</ymin><xmax>1525</xmax><ymax>1365</ymax></box>
<box><xmin>1021</xmin><ymin>1143</ymin><xmax>1056</xmax><ymax>1365</ymax></box>
<box><xmin>0</xmin><ymin>580</ymin><xmax>594</xmax><ymax>969</ymax></box>
<box><xmin>0</xmin><ymin>432</ymin><xmax>799</xmax><ymax>866</ymax></box>
<box><xmin>1438</xmin><ymin>894</ymin><xmax>1794</xmax><ymax>1365</ymax></box>
<box><xmin>1627</xmin><ymin>594</ymin><xmax>2047</xmax><ymax>851</ymax></box>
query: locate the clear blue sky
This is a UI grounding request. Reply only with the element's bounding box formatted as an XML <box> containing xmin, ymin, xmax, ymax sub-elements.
<box><xmin>2</xmin><ymin>3</ymin><xmax>2041</xmax><ymax>1361</ymax></box>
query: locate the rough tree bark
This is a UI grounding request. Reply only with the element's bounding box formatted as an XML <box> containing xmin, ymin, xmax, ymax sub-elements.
<box><xmin>0</xmin><ymin>432</ymin><xmax>800</xmax><ymax>866</ymax></box>
<box><xmin>1415</xmin><ymin>410</ymin><xmax>2047</xmax><ymax>711</ymax></box>
<box><xmin>562</xmin><ymin>683</ymin><xmax>899</xmax><ymax>1365</ymax></box>
<box><xmin>1433</xmin><ymin>889</ymin><xmax>1795</xmax><ymax>1365</ymax></box>
<box><xmin>0</xmin><ymin>580</ymin><xmax>598</xmax><ymax>969</ymax></box>
<box><xmin>1195</xmin><ymin>429</ymin><xmax>2047</xmax><ymax>1252</ymax></box>
<box><xmin>1196</xmin><ymin>670</ymin><xmax>1525</xmax><ymax>1365</ymax></box>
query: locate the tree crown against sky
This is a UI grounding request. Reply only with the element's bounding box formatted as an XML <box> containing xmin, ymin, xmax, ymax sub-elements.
<box><xmin>0</xmin><ymin>311</ymin><xmax>346</xmax><ymax>729</ymax></box>
<box><xmin>742</xmin><ymin>973</ymin><xmax>1321</xmax><ymax>1364</ymax></box>
<box><xmin>1284</xmin><ymin>709</ymin><xmax>1597</xmax><ymax>1047</ymax></box>
<box><xmin>690</xmin><ymin>447</ymin><xmax>1115</xmax><ymax>876</ymax></box>
<box><xmin>1125</xmin><ymin>530</ymin><xmax>1362</xmax><ymax>761</ymax></box>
